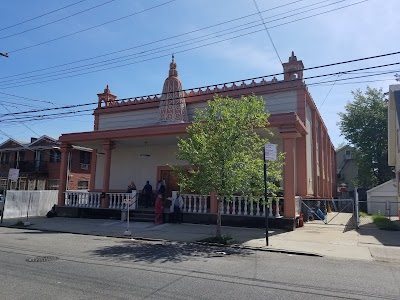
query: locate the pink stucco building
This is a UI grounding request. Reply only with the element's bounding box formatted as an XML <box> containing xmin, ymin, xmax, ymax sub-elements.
<box><xmin>57</xmin><ymin>52</ymin><xmax>336</xmax><ymax>229</ymax></box>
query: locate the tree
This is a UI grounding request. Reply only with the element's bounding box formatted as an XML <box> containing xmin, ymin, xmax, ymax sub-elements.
<box><xmin>174</xmin><ymin>95</ymin><xmax>283</xmax><ymax>237</ymax></box>
<box><xmin>338</xmin><ymin>87</ymin><xmax>393</xmax><ymax>187</ymax></box>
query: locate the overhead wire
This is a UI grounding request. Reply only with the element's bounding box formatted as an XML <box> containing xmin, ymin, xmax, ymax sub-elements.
<box><xmin>252</xmin><ymin>0</ymin><xmax>283</xmax><ymax>64</ymax></box>
<box><xmin>0</xmin><ymin>0</ymin><xmax>88</xmax><ymax>32</ymax></box>
<box><xmin>1</xmin><ymin>55</ymin><xmax>399</xmax><ymax>118</ymax></box>
<box><xmin>0</xmin><ymin>0</ymin><xmax>311</xmax><ymax>80</ymax></box>
<box><xmin>0</xmin><ymin>0</ymin><xmax>369</xmax><ymax>89</ymax></box>
<box><xmin>0</xmin><ymin>0</ymin><xmax>118</xmax><ymax>40</ymax></box>
<box><xmin>7</xmin><ymin>0</ymin><xmax>176</xmax><ymax>54</ymax></box>
<box><xmin>2</xmin><ymin>71</ymin><xmax>395</xmax><ymax>125</ymax></box>
<box><xmin>0</xmin><ymin>61</ymin><xmax>398</xmax><ymax>123</ymax></box>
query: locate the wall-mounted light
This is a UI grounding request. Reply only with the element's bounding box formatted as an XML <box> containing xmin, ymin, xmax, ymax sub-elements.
<box><xmin>139</xmin><ymin>141</ymin><xmax>151</xmax><ymax>157</ymax></box>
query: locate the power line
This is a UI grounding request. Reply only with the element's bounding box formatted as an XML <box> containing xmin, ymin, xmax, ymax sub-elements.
<box><xmin>4</xmin><ymin>72</ymin><xmax>396</xmax><ymax>125</ymax></box>
<box><xmin>0</xmin><ymin>0</ymin><xmax>320</xmax><ymax>80</ymax></box>
<box><xmin>7</xmin><ymin>0</ymin><xmax>176</xmax><ymax>54</ymax></box>
<box><xmin>0</xmin><ymin>91</ymin><xmax>55</xmax><ymax>105</ymax></box>
<box><xmin>0</xmin><ymin>0</ymin><xmax>369</xmax><ymax>89</ymax></box>
<box><xmin>252</xmin><ymin>0</ymin><xmax>283</xmax><ymax>65</ymax></box>
<box><xmin>0</xmin><ymin>0</ymin><xmax>118</xmax><ymax>40</ymax></box>
<box><xmin>318</xmin><ymin>74</ymin><xmax>340</xmax><ymax>109</ymax></box>
<box><xmin>2</xmin><ymin>70</ymin><xmax>396</xmax><ymax>125</ymax></box>
<box><xmin>0</xmin><ymin>102</ymin><xmax>41</xmax><ymax>137</ymax></box>
<box><xmin>0</xmin><ymin>59</ymin><xmax>398</xmax><ymax>121</ymax></box>
<box><xmin>0</xmin><ymin>0</ymin><xmax>88</xmax><ymax>32</ymax></box>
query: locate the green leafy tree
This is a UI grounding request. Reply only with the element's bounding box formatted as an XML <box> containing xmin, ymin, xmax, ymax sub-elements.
<box><xmin>174</xmin><ymin>95</ymin><xmax>283</xmax><ymax>237</ymax></box>
<box><xmin>338</xmin><ymin>87</ymin><xmax>393</xmax><ymax>187</ymax></box>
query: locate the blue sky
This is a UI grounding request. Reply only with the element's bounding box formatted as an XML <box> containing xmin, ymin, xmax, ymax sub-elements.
<box><xmin>0</xmin><ymin>0</ymin><xmax>399</xmax><ymax>147</ymax></box>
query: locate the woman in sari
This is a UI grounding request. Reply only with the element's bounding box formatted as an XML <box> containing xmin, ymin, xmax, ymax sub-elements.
<box><xmin>154</xmin><ymin>193</ymin><xmax>163</xmax><ymax>224</ymax></box>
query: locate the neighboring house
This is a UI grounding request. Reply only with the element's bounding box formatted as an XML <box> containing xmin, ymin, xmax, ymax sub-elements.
<box><xmin>0</xmin><ymin>135</ymin><xmax>91</xmax><ymax>193</ymax></box>
<box><xmin>366</xmin><ymin>179</ymin><xmax>398</xmax><ymax>215</ymax></box>
<box><xmin>57</xmin><ymin>52</ymin><xmax>336</xmax><ymax>225</ymax></box>
<box><xmin>387</xmin><ymin>84</ymin><xmax>400</xmax><ymax>216</ymax></box>
<box><xmin>336</xmin><ymin>145</ymin><xmax>358</xmax><ymax>196</ymax></box>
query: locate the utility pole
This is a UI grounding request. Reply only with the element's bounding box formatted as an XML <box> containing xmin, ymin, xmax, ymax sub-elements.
<box><xmin>0</xmin><ymin>53</ymin><xmax>9</xmax><ymax>58</ymax></box>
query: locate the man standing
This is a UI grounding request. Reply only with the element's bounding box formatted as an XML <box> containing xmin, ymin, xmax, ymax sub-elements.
<box><xmin>142</xmin><ymin>181</ymin><xmax>152</xmax><ymax>208</ymax></box>
<box><xmin>173</xmin><ymin>192</ymin><xmax>183</xmax><ymax>223</ymax></box>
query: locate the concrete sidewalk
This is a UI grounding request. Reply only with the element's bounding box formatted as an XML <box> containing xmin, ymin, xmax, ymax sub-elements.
<box><xmin>1</xmin><ymin>217</ymin><xmax>399</xmax><ymax>262</ymax></box>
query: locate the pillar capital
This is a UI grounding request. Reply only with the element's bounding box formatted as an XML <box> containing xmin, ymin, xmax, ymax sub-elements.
<box><xmin>280</xmin><ymin>128</ymin><xmax>301</xmax><ymax>139</ymax></box>
<box><xmin>102</xmin><ymin>140</ymin><xmax>115</xmax><ymax>151</ymax></box>
<box><xmin>60</xmin><ymin>142</ymin><xmax>72</xmax><ymax>152</ymax></box>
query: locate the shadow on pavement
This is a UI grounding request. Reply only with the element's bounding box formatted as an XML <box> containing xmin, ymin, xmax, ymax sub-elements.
<box><xmin>90</xmin><ymin>241</ymin><xmax>252</xmax><ymax>263</ymax></box>
<box><xmin>357</xmin><ymin>223</ymin><xmax>400</xmax><ymax>247</ymax></box>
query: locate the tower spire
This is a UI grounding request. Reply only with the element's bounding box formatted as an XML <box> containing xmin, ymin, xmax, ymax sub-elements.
<box><xmin>158</xmin><ymin>56</ymin><xmax>188</xmax><ymax>123</ymax></box>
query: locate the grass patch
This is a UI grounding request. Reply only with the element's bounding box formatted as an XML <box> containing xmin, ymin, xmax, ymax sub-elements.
<box><xmin>359</xmin><ymin>211</ymin><xmax>368</xmax><ymax>217</ymax></box>
<box><xmin>198</xmin><ymin>234</ymin><xmax>234</xmax><ymax>245</ymax></box>
<box><xmin>372</xmin><ymin>214</ymin><xmax>400</xmax><ymax>231</ymax></box>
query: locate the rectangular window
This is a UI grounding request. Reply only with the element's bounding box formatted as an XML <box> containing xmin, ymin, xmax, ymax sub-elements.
<box><xmin>49</xmin><ymin>149</ymin><xmax>61</xmax><ymax>163</ymax></box>
<box><xmin>77</xmin><ymin>180</ymin><xmax>89</xmax><ymax>190</ymax></box>
<box><xmin>0</xmin><ymin>152</ymin><xmax>10</xmax><ymax>164</ymax></box>
<box><xmin>80</xmin><ymin>151</ymin><xmax>91</xmax><ymax>164</ymax></box>
<box><xmin>47</xmin><ymin>179</ymin><xmax>59</xmax><ymax>190</ymax></box>
<box><xmin>18</xmin><ymin>151</ymin><xmax>25</xmax><ymax>162</ymax></box>
<box><xmin>345</xmin><ymin>149</ymin><xmax>351</xmax><ymax>159</ymax></box>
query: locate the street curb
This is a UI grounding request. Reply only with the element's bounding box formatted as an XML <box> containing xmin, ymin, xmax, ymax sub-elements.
<box><xmin>0</xmin><ymin>224</ymin><xmax>323</xmax><ymax>257</ymax></box>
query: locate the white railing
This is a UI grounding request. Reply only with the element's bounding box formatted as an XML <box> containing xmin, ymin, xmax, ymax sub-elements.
<box><xmin>181</xmin><ymin>194</ymin><xmax>209</xmax><ymax>213</ymax></box>
<box><xmin>108</xmin><ymin>191</ymin><xmax>137</xmax><ymax>210</ymax></box>
<box><xmin>221</xmin><ymin>195</ymin><xmax>283</xmax><ymax>217</ymax></box>
<box><xmin>64</xmin><ymin>191</ymin><xmax>137</xmax><ymax>210</ymax></box>
<box><xmin>180</xmin><ymin>193</ymin><xmax>283</xmax><ymax>217</ymax></box>
<box><xmin>65</xmin><ymin>191</ymin><xmax>101</xmax><ymax>208</ymax></box>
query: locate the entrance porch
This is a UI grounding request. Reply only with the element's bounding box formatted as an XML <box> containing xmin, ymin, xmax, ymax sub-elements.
<box><xmin>58</xmin><ymin>190</ymin><xmax>298</xmax><ymax>230</ymax></box>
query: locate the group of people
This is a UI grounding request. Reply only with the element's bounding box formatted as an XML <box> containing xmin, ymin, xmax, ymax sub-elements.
<box><xmin>126</xmin><ymin>180</ymin><xmax>183</xmax><ymax>224</ymax></box>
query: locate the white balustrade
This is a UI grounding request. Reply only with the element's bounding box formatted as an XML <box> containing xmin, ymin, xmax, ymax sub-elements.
<box><xmin>64</xmin><ymin>190</ymin><xmax>281</xmax><ymax>217</ymax></box>
<box><xmin>221</xmin><ymin>195</ymin><xmax>283</xmax><ymax>217</ymax></box>
<box><xmin>181</xmin><ymin>194</ymin><xmax>208</xmax><ymax>213</ymax></box>
<box><xmin>64</xmin><ymin>191</ymin><xmax>136</xmax><ymax>209</ymax></box>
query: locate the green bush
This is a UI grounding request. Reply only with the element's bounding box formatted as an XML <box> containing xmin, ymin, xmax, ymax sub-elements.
<box><xmin>372</xmin><ymin>214</ymin><xmax>400</xmax><ymax>231</ymax></box>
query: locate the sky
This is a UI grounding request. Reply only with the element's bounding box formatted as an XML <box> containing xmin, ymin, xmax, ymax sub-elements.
<box><xmin>0</xmin><ymin>0</ymin><xmax>399</xmax><ymax>147</ymax></box>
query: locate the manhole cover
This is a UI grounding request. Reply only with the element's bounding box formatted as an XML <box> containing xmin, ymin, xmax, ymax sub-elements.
<box><xmin>26</xmin><ymin>256</ymin><xmax>59</xmax><ymax>262</ymax></box>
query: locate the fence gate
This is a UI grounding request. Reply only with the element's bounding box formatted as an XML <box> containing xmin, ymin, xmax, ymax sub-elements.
<box><xmin>300</xmin><ymin>198</ymin><xmax>356</xmax><ymax>227</ymax></box>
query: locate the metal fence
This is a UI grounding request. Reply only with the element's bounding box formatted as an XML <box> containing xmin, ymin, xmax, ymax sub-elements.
<box><xmin>357</xmin><ymin>200</ymin><xmax>399</xmax><ymax>228</ymax></box>
<box><xmin>300</xmin><ymin>198</ymin><xmax>356</xmax><ymax>227</ymax></box>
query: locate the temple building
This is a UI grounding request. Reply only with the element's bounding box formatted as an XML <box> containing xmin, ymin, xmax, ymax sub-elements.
<box><xmin>57</xmin><ymin>52</ymin><xmax>336</xmax><ymax>229</ymax></box>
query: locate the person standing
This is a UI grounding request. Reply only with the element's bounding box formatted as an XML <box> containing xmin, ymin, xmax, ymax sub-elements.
<box><xmin>142</xmin><ymin>181</ymin><xmax>152</xmax><ymax>208</ymax></box>
<box><xmin>173</xmin><ymin>192</ymin><xmax>183</xmax><ymax>223</ymax></box>
<box><xmin>154</xmin><ymin>193</ymin><xmax>163</xmax><ymax>224</ymax></box>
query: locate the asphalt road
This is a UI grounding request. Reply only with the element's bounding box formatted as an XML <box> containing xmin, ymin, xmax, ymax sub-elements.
<box><xmin>0</xmin><ymin>227</ymin><xmax>399</xmax><ymax>300</ymax></box>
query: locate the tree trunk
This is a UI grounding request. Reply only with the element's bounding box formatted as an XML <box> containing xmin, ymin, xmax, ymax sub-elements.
<box><xmin>216</xmin><ymin>197</ymin><xmax>222</xmax><ymax>238</ymax></box>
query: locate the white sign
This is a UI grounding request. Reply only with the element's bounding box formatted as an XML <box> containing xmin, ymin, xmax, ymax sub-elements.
<box><xmin>264</xmin><ymin>144</ymin><xmax>277</xmax><ymax>161</ymax></box>
<box><xmin>8</xmin><ymin>168</ymin><xmax>20</xmax><ymax>181</ymax></box>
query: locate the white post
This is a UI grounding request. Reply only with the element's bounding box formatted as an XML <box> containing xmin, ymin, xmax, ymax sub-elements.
<box><xmin>275</xmin><ymin>199</ymin><xmax>281</xmax><ymax>218</ymax></box>
<box><xmin>124</xmin><ymin>197</ymin><xmax>131</xmax><ymax>236</ymax></box>
<box><xmin>355</xmin><ymin>187</ymin><xmax>359</xmax><ymax>228</ymax></box>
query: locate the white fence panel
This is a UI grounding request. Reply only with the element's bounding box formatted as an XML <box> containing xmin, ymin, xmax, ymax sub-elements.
<box><xmin>3</xmin><ymin>190</ymin><xmax>58</xmax><ymax>219</ymax></box>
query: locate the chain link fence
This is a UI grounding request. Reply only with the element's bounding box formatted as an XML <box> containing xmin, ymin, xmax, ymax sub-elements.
<box><xmin>357</xmin><ymin>200</ymin><xmax>399</xmax><ymax>229</ymax></box>
<box><xmin>301</xmin><ymin>198</ymin><xmax>356</xmax><ymax>227</ymax></box>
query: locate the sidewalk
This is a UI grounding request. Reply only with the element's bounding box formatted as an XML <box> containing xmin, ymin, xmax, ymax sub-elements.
<box><xmin>1</xmin><ymin>217</ymin><xmax>399</xmax><ymax>262</ymax></box>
